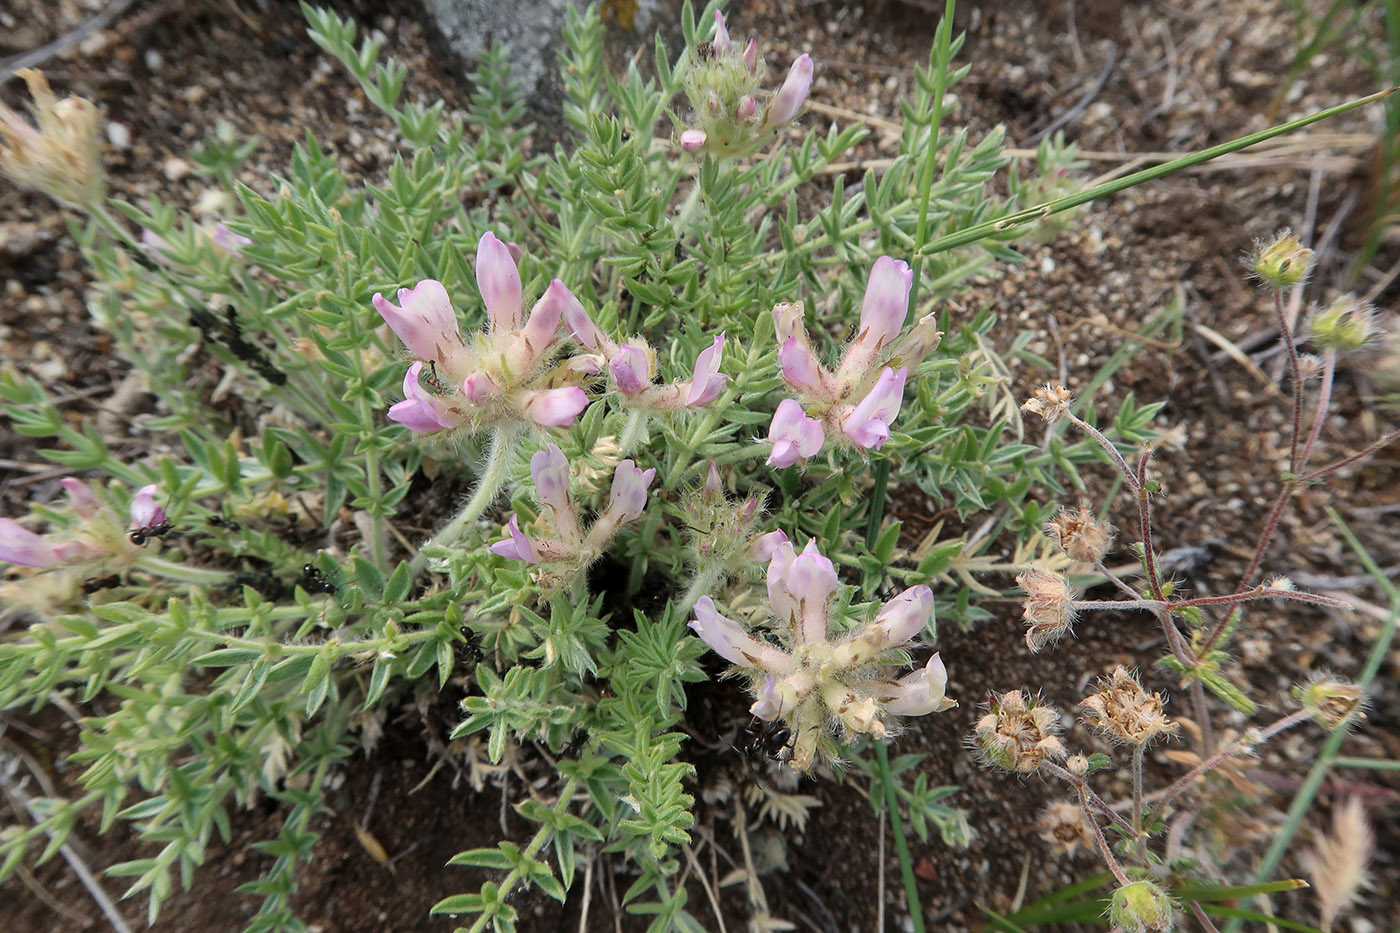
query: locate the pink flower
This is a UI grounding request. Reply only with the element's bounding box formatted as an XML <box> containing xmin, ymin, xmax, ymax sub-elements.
<box><xmin>462</xmin><ymin>369</ymin><xmax>499</xmax><ymax>405</ymax></box>
<box><xmin>684</xmin><ymin>334</ymin><xmax>728</xmax><ymax>406</ymax></box>
<box><xmin>562</xmin><ymin>291</ymin><xmax>610</xmax><ymax>354</ymax></box>
<box><xmin>372</xmin><ymin>280</ymin><xmax>462</xmax><ymax>365</ymax></box>
<box><xmin>765</xmin><ymin>54</ymin><xmax>813</xmax><ymax>128</ymax></box>
<box><xmin>767</xmin><ymin>539</ymin><xmax>839</xmax><ymax>644</ymax></box>
<box><xmin>60</xmin><ymin>478</ymin><xmax>101</xmax><ymax>520</ymax></box>
<box><xmin>388</xmin><ymin>362</ymin><xmax>453</xmax><ymax>433</ymax></box>
<box><xmin>778</xmin><ymin>336</ymin><xmax>828</xmax><ymax>395</ymax></box>
<box><xmin>679</xmin><ymin>129</ymin><xmax>707</xmax><ymax>153</ymax></box>
<box><xmin>530</xmin><ymin>444</ymin><xmax>572</xmax><ymax>516</ymax></box>
<box><xmin>748</xmin><ymin>529</ymin><xmax>789</xmax><ymax>562</ymax></box>
<box><xmin>857</xmin><ymin>256</ymin><xmax>913</xmax><ymax>351</ymax></box>
<box><xmin>523</xmin><ymin>387</ymin><xmax>589</xmax><ymax>427</ymax></box>
<box><xmin>211</xmin><ymin>223</ymin><xmax>251</xmax><ymax>257</ymax></box>
<box><xmin>867</xmin><ymin>585</ymin><xmax>933</xmax><ymax>649</ymax></box>
<box><xmin>742</xmin><ymin>39</ymin><xmax>758</xmax><ymax>73</ymax></box>
<box><xmin>605</xmin><ymin>460</ymin><xmax>656</xmax><ymax>523</ymax></box>
<box><xmin>841</xmin><ymin>366</ymin><xmax>907</xmax><ymax>450</ymax></box>
<box><xmin>609</xmin><ymin>345</ymin><xmax>651</xmax><ymax>396</ymax></box>
<box><xmin>880</xmin><ymin>653</ymin><xmax>952</xmax><ymax>715</ymax></box>
<box><xmin>711</xmin><ymin>9</ymin><xmax>731</xmax><ymax>53</ymax></box>
<box><xmin>512</xmin><ymin>279</ymin><xmax>570</xmax><ymax>370</ymax></box>
<box><xmin>489</xmin><ymin>515</ymin><xmax>540</xmax><ymax>563</ymax></box>
<box><xmin>689</xmin><ymin>597</ymin><xmax>789</xmax><ymax>670</ymax></box>
<box><xmin>766</xmin><ymin>399</ymin><xmax>825</xmax><ymax>467</ymax></box>
<box><xmin>476</xmin><ymin>231</ymin><xmax>524</xmax><ymax>333</ymax></box>
<box><xmin>0</xmin><ymin>518</ymin><xmax>59</xmax><ymax>568</ymax></box>
<box><xmin>129</xmin><ymin>484</ymin><xmax>167</xmax><ymax>530</ymax></box>
<box><xmin>737</xmin><ymin>96</ymin><xmax>757</xmax><ymax>120</ymax></box>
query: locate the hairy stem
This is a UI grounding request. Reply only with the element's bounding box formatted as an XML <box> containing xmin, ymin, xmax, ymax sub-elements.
<box><xmin>412</xmin><ymin>426</ymin><xmax>519</xmax><ymax>573</ymax></box>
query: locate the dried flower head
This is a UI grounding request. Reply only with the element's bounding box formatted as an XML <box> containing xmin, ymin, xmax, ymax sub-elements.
<box><xmin>1251</xmin><ymin>230</ymin><xmax>1314</xmax><ymax>290</ymax></box>
<box><xmin>1038</xmin><ymin>800</ymin><xmax>1093</xmax><ymax>856</ymax></box>
<box><xmin>973</xmin><ymin>689</ymin><xmax>1066</xmax><ymax>773</ymax></box>
<box><xmin>1016</xmin><ymin>568</ymin><xmax>1077</xmax><ymax>652</ymax></box>
<box><xmin>1080</xmin><ymin>666</ymin><xmax>1178</xmax><ymax>747</ymax></box>
<box><xmin>1109</xmin><ymin>879</ymin><xmax>1175</xmax><ymax>933</ymax></box>
<box><xmin>1021</xmin><ymin>383</ymin><xmax>1073</xmax><ymax>425</ymax></box>
<box><xmin>1045</xmin><ymin>507</ymin><xmax>1114</xmax><ymax>563</ymax></box>
<box><xmin>1309</xmin><ymin>294</ymin><xmax>1379</xmax><ymax>353</ymax></box>
<box><xmin>0</xmin><ymin>69</ymin><xmax>104</xmax><ymax>208</ymax></box>
<box><xmin>1295</xmin><ymin>676</ymin><xmax>1366</xmax><ymax>731</ymax></box>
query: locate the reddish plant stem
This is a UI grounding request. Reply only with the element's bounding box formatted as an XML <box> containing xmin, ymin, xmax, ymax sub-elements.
<box><xmin>1155</xmin><ymin>709</ymin><xmax>1311</xmax><ymax>813</ymax></box>
<box><xmin>1078</xmin><ymin>785</ymin><xmax>1132</xmax><ymax>886</ymax></box>
<box><xmin>1297</xmin><ymin>349</ymin><xmax>1336</xmax><ymax>470</ymax></box>
<box><xmin>1188</xmin><ymin>899</ymin><xmax>1223</xmax><ymax>933</ymax></box>
<box><xmin>1176</xmin><ymin>589</ymin><xmax>1350</xmax><ymax>611</ymax></box>
<box><xmin>1135</xmin><ymin>447</ymin><xmax>1167</xmax><ymax>603</ymax></box>
<box><xmin>1068</xmin><ymin>413</ymin><xmax>1141</xmax><ymax>493</ymax></box>
<box><xmin>1301</xmin><ymin>428</ymin><xmax>1400</xmax><ymax>483</ymax></box>
<box><xmin>1274</xmin><ymin>290</ymin><xmax>1306</xmax><ymax>475</ymax></box>
<box><xmin>1043</xmin><ymin>762</ymin><xmax>1135</xmax><ymax>835</ymax></box>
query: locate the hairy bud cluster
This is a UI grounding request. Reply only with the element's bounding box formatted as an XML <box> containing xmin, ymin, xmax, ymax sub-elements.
<box><xmin>1021</xmin><ymin>383</ymin><xmax>1074</xmax><ymax>425</ymax></box>
<box><xmin>1294</xmin><ymin>675</ymin><xmax>1365</xmax><ymax>731</ymax></box>
<box><xmin>1251</xmin><ymin>230</ymin><xmax>1314</xmax><ymax>290</ymax></box>
<box><xmin>1080</xmin><ymin>666</ymin><xmax>1178</xmax><ymax>747</ymax></box>
<box><xmin>677</xmin><ymin>10</ymin><xmax>814</xmax><ymax>160</ymax></box>
<box><xmin>973</xmin><ymin>689</ymin><xmax>1066</xmax><ymax>773</ymax></box>
<box><xmin>1309</xmin><ymin>294</ymin><xmax>1378</xmax><ymax>354</ymax></box>
<box><xmin>1045</xmin><ymin>506</ymin><xmax>1114</xmax><ymax>563</ymax></box>
<box><xmin>1109</xmin><ymin>880</ymin><xmax>1175</xmax><ymax>933</ymax></box>
<box><xmin>682</xmin><ymin>462</ymin><xmax>788</xmax><ymax>576</ymax></box>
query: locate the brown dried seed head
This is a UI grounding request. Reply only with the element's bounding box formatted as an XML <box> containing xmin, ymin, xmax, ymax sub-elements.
<box><xmin>973</xmin><ymin>689</ymin><xmax>1066</xmax><ymax>773</ymax></box>
<box><xmin>1021</xmin><ymin>383</ymin><xmax>1073</xmax><ymax>425</ymax></box>
<box><xmin>1017</xmin><ymin>568</ymin><xmax>1077</xmax><ymax>652</ymax></box>
<box><xmin>1296</xmin><ymin>676</ymin><xmax>1366</xmax><ymax>731</ymax></box>
<box><xmin>0</xmin><ymin>69</ymin><xmax>105</xmax><ymax>208</ymax></box>
<box><xmin>1038</xmin><ymin>800</ymin><xmax>1093</xmax><ymax>856</ymax></box>
<box><xmin>1045</xmin><ymin>507</ymin><xmax>1115</xmax><ymax>563</ymax></box>
<box><xmin>1080</xmin><ymin>666</ymin><xmax>1178</xmax><ymax>746</ymax></box>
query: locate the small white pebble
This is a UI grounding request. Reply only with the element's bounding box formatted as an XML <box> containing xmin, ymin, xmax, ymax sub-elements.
<box><xmin>144</xmin><ymin>48</ymin><xmax>163</xmax><ymax>71</ymax></box>
<box><xmin>162</xmin><ymin>157</ymin><xmax>191</xmax><ymax>181</ymax></box>
<box><xmin>105</xmin><ymin>121</ymin><xmax>131</xmax><ymax>149</ymax></box>
<box><xmin>182</xmin><ymin>85</ymin><xmax>207</xmax><ymax>105</ymax></box>
<box><xmin>1039</xmin><ymin>255</ymin><xmax>1056</xmax><ymax>275</ymax></box>
<box><xmin>33</xmin><ymin>359</ymin><xmax>67</xmax><ymax>383</ymax></box>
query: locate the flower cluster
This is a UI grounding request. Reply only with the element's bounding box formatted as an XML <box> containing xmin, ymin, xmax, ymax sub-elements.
<box><xmin>1017</xmin><ymin>567</ymin><xmax>1077</xmax><ymax>652</ymax></box>
<box><xmin>1045</xmin><ymin>506</ymin><xmax>1114</xmax><ymax>564</ymax></box>
<box><xmin>376</xmin><ymin>232</ymin><xmax>591</xmax><ymax>434</ymax></box>
<box><xmin>677</xmin><ymin>10</ymin><xmax>814</xmax><ymax>159</ymax></box>
<box><xmin>688</xmin><ymin>538</ymin><xmax>954</xmax><ymax>771</ymax></box>
<box><xmin>973</xmin><ymin>689</ymin><xmax>1066</xmax><ymax>773</ymax></box>
<box><xmin>564</xmin><ymin>306</ymin><xmax>728</xmax><ymax>411</ymax></box>
<box><xmin>1080</xmin><ymin>666</ymin><xmax>1178</xmax><ymax>747</ymax></box>
<box><xmin>0</xmin><ymin>69</ymin><xmax>104</xmax><ymax>208</ymax></box>
<box><xmin>682</xmin><ymin>462</ymin><xmax>789</xmax><ymax>576</ymax></box>
<box><xmin>765</xmin><ymin>256</ymin><xmax>942</xmax><ymax>467</ymax></box>
<box><xmin>490</xmin><ymin>443</ymin><xmax>655</xmax><ymax>589</ymax></box>
<box><xmin>0</xmin><ymin>480</ymin><xmax>166</xmax><ymax>570</ymax></box>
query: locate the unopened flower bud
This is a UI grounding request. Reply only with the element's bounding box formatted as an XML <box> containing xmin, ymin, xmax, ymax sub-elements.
<box><xmin>1045</xmin><ymin>507</ymin><xmax>1114</xmax><ymax>563</ymax></box>
<box><xmin>1309</xmin><ymin>294</ymin><xmax>1378</xmax><ymax>353</ymax></box>
<box><xmin>1252</xmin><ymin>231</ymin><xmax>1313</xmax><ymax>290</ymax></box>
<box><xmin>973</xmin><ymin>689</ymin><xmax>1065</xmax><ymax>773</ymax></box>
<box><xmin>1109</xmin><ymin>880</ymin><xmax>1174</xmax><ymax>933</ymax></box>
<box><xmin>1080</xmin><ymin>666</ymin><xmax>1178</xmax><ymax>746</ymax></box>
<box><xmin>1017</xmin><ymin>568</ymin><xmax>1077</xmax><ymax>652</ymax></box>
<box><xmin>1295</xmin><ymin>676</ymin><xmax>1365</xmax><ymax>730</ymax></box>
<box><xmin>1065</xmin><ymin>753</ymin><xmax>1090</xmax><ymax>777</ymax></box>
<box><xmin>1022</xmin><ymin>383</ymin><xmax>1073</xmax><ymax>425</ymax></box>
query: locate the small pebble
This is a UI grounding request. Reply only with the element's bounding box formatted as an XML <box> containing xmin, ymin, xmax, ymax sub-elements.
<box><xmin>163</xmin><ymin>158</ymin><xmax>191</xmax><ymax>181</ymax></box>
<box><xmin>144</xmin><ymin>48</ymin><xmax>163</xmax><ymax>71</ymax></box>
<box><xmin>105</xmin><ymin>121</ymin><xmax>132</xmax><ymax>149</ymax></box>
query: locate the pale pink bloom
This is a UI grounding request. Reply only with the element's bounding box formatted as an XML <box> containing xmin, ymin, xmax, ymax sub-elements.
<box><xmin>562</xmin><ymin>292</ymin><xmax>610</xmax><ymax>354</ymax></box>
<box><xmin>684</xmin><ymin>334</ymin><xmax>728</xmax><ymax>406</ymax></box>
<box><xmin>778</xmin><ymin>336</ymin><xmax>827</xmax><ymax>395</ymax></box>
<box><xmin>766</xmin><ymin>399</ymin><xmax>825</xmax><ymax>467</ymax></box>
<box><xmin>748</xmin><ymin>529</ymin><xmax>789</xmax><ymax>562</ymax></box>
<box><xmin>489</xmin><ymin>515</ymin><xmax>540</xmax><ymax>563</ymax></box>
<box><xmin>530</xmin><ymin>444</ymin><xmax>572</xmax><ymax>516</ymax></box>
<box><xmin>609</xmin><ymin>344</ymin><xmax>651</xmax><ymax>396</ymax></box>
<box><xmin>841</xmin><ymin>366</ymin><xmax>907</xmax><ymax>449</ymax></box>
<box><xmin>388</xmin><ymin>362</ymin><xmax>453</xmax><ymax>433</ymax></box>
<box><xmin>513</xmin><ymin>279</ymin><xmax>570</xmax><ymax>369</ymax></box>
<box><xmin>605</xmin><ymin>460</ymin><xmax>656</xmax><ymax>523</ymax></box>
<box><xmin>712</xmin><ymin>10</ymin><xmax>731</xmax><ymax>53</ymax></box>
<box><xmin>857</xmin><ymin>256</ymin><xmax>913</xmax><ymax>350</ymax></box>
<box><xmin>476</xmin><ymin>231</ymin><xmax>524</xmax><ymax>333</ymax></box>
<box><xmin>679</xmin><ymin>129</ymin><xmax>707</xmax><ymax>153</ymax></box>
<box><xmin>60</xmin><ymin>478</ymin><xmax>101</xmax><ymax>520</ymax></box>
<box><xmin>372</xmin><ymin>280</ymin><xmax>461</xmax><ymax>365</ymax></box>
<box><xmin>702</xmin><ymin>460</ymin><xmax>724</xmax><ymax>500</ymax></box>
<box><xmin>742</xmin><ymin>38</ymin><xmax>758</xmax><ymax>73</ymax></box>
<box><xmin>689</xmin><ymin>597</ymin><xmax>789</xmax><ymax>669</ymax></box>
<box><xmin>750</xmin><ymin>674</ymin><xmax>799</xmax><ymax>720</ymax></box>
<box><xmin>211</xmin><ymin>223</ymin><xmax>251</xmax><ymax>256</ymax></box>
<box><xmin>867</xmin><ymin>585</ymin><xmax>933</xmax><ymax>649</ymax></box>
<box><xmin>462</xmin><ymin>369</ymin><xmax>499</xmax><ymax>405</ymax></box>
<box><xmin>523</xmin><ymin>387</ymin><xmax>589</xmax><ymax>427</ymax></box>
<box><xmin>881</xmin><ymin>653</ymin><xmax>952</xmax><ymax>715</ymax></box>
<box><xmin>737</xmin><ymin>96</ymin><xmax>757</xmax><ymax>120</ymax></box>
<box><xmin>0</xmin><ymin>518</ymin><xmax>59</xmax><ymax>568</ymax></box>
<box><xmin>767</xmin><ymin>539</ymin><xmax>839</xmax><ymax>644</ymax></box>
<box><xmin>765</xmin><ymin>54</ymin><xmax>813</xmax><ymax>128</ymax></box>
<box><xmin>129</xmin><ymin>484</ymin><xmax>167</xmax><ymax>529</ymax></box>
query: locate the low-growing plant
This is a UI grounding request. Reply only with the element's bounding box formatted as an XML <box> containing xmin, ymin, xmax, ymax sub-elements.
<box><xmin>0</xmin><ymin>2</ymin><xmax>1394</xmax><ymax>931</ymax></box>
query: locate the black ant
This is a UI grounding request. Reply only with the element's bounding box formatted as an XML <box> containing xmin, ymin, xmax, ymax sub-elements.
<box><xmin>561</xmin><ymin>733</ymin><xmax>587</xmax><ymax>759</ymax></box>
<box><xmin>128</xmin><ymin>519</ymin><xmax>174</xmax><ymax>547</ymax></box>
<box><xmin>207</xmin><ymin>515</ymin><xmax>241</xmax><ymax>532</ymax></box>
<box><xmin>298</xmin><ymin>562</ymin><xmax>336</xmax><ymax>594</ymax></box>
<box><xmin>738</xmin><ymin>716</ymin><xmax>792</xmax><ymax>760</ymax></box>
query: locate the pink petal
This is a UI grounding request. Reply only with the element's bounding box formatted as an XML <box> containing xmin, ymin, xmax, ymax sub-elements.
<box><xmin>515</xmin><ymin>279</ymin><xmax>570</xmax><ymax>368</ymax></box>
<box><xmin>530</xmin><ymin>443</ymin><xmax>572</xmax><ymax>516</ymax></box>
<box><xmin>685</xmin><ymin>334</ymin><xmax>728</xmax><ymax>406</ymax></box>
<box><xmin>523</xmin><ymin>387</ymin><xmax>589</xmax><ymax>427</ymax></box>
<box><xmin>869</xmin><ymin>585</ymin><xmax>934</xmax><ymax>648</ymax></box>
<box><xmin>128</xmin><ymin>484</ymin><xmax>166</xmax><ymax>529</ymax></box>
<box><xmin>372</xmin><ymin>279</ymin><xmax>461</xmax><ymax>363</ymax></box>
<box><xmin>841</xmin><ymin>367</ymin><xmax>908</xmax><ymax>449</ymax></box>
<box><xmin>609</xmin><ymin>345</ymin><xmax>650</xmax><ymax>396</ymax></box>
<box><xmin>778</xmin><ymin>336</ymin><xmax>826</xmax><ymax>395</ymax></box>
<box><xmin>388</xmin><ymin>361</ymin><xmax>452</xmax><ymax>433</ymax></box>
<box><xmin>0</xmin><ymin>518</ymin><xmax>59</xmax><ymax>568</ymax></box>
<box><xmin>489</xmin><ymin>515</ymin><xmax>540</xmax><ymax>563</ymax></box>
<box><xmin>765</xmin><ymin>54</ymin><xmax>813</xmax><ymax>128</ymax></box>
<box><xmin>712</xmin><ymin>10</ymin><xmax>731</xmax><ymax>54</ymax></box>
<box><xmin>61</xmin><ymin>478</ymin><xmax>101</xmax><ymax>520</ymax></box>
<box><xmin>880</xmin><ymin>653</ymin><xmax>952</xmax><ymax>716</ymax></box>
<box><xmin>607</xmin><ymin>460</ymin><xmax>656</xmax><ymax>523</ymax></box>
<box><xmin>679</xmin><ymin>129</ymin><xmax>707</xmax><ymax>153</ymax></box>
<box><xmin>858</xmin><ymin>256</ymin><xmax>913</xmax><ymax>350</ymax></box>
<box><xmin>476</xmin><ymin>231</ymin><xmax>523</xmax><ymax>333</ymax></box>
<box><xmin>766</xmin><ymin>399</ymin><xmax>825</xmax><ymax>467</ymax></box>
